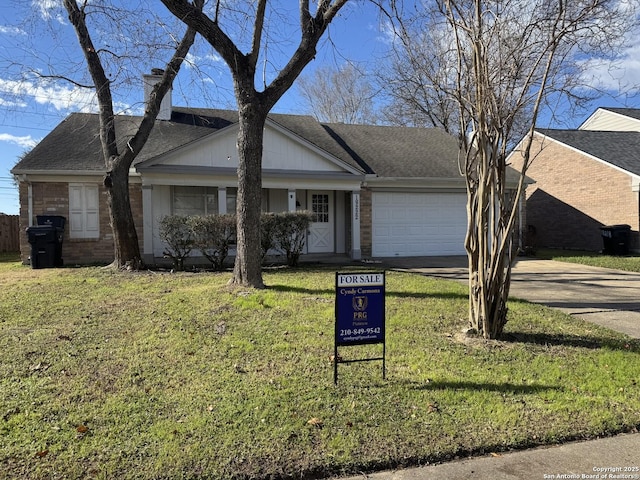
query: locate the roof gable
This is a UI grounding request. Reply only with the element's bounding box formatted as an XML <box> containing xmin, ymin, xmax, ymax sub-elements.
<box><xmin>579</xmin><ymin>107</ymin><xmax>640</xmax><ymax>132</ymax></box>
<box><xmin>137</xmin><ymin>118</ymin><xmax>363</xmax><ymax>175</ymax></box>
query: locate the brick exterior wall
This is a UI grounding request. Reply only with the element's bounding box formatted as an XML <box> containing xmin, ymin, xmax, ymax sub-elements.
<box><xmin>18</xmin><ymin>181</ymin><xmax>144</xmax><ymax>265</ymax></box>
<box><xmin>360</xmin><ymin>186</ymin><xmax>372</xmax><ymax>257</ymax></box>
<box><xmin>515</xmin><ymin>136</ymin><xmax>640</xmax><ymax>252</ymax></box>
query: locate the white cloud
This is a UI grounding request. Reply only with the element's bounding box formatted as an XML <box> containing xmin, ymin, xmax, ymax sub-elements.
<box><xmin>0</xmin><ymin>77</ymin><xmax>98</xmax><ymax>113</ymax></box>
<box><xmin>579</xmin><ymin>42</ymin><xmax>640</xmax><ymax>92</ymax></box>
<box><xmin>32</xmin><ymin>0</ymin><xmax>66</xmax><ymax>24</ymax></box>
<box><xmin>0</xmin><ymin>25</ymin><xmax>27</xmax><ymax>36</ymax></box>
<box><xmin>0</xmin><ymin>98</ymin><xmax>28</xmax><ymax>108</ymax></box>
<box><xmin>185</xmin><ymin>51</ymin><xmax>224</xmax><ymax>69</ymax></box>
<box><xmin>0</xmin><ymin>133</ymin><xmax>38</xmax><ymax>149</ymax></box>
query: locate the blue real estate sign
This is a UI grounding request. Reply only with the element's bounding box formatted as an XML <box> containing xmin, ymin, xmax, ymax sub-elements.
<box><xmin>335</xmin><ymin>272</ymin><xmax>385</xmax><ymax>345</ymax></box>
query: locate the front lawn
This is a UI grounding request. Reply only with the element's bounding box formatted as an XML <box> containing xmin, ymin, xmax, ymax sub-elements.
<box><xmin>536</xmin><ymin>248</ymin><xmax>640</xmax><ymax>272</ymax></box>
<box><xmin>1</xmin><ymin>261</ymin><xmax>639</xmax><ymax>479</ymax></box>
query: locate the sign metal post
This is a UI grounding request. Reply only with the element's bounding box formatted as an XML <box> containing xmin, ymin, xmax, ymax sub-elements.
<box><xmin>334</xmin><ymin>271</ymin><xmax>386</xmax><ymax>384</ymax></box>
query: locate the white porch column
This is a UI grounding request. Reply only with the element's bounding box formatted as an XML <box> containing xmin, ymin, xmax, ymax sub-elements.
<box><xmin>218</xmin><ymin>187</ymin><xmax>227</xmax><ymax>214</ymax></box>
<box><xmin>142</xmin><ymin>185</ymin><xmax>153</xmax><ymax>261</ymax></box>
<box><xmin>351</xmin><ymin>191</ymin><xmax>361</xmax><ymax>260</ymax></box>
<box><xmin>288</xmin><ymin>189</ymin><xmax>297</xmax><ymax>212</ymax></box>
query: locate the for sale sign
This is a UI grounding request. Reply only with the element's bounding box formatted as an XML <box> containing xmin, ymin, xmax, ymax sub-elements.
<box><xmin>335</xmin><ymin>272</ymin><xmax>385</xmax><ymax>345</ymax></box>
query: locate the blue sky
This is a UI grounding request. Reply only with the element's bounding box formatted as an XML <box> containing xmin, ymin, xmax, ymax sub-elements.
<box><xmin>0</xmin><ymin>1</ymin><xmax>389</xmax><ymax>215</ymax></box>
<box><xmin>1</xmin><ymin>1</ymin><xmax>639</xmax><ymax>215</ymax></box>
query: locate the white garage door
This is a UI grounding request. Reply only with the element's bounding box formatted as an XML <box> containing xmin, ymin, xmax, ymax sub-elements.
<box><xmin>372</xmin><ymin>192</ymin><xmax>468</xmax><ymax>257</ymax></box>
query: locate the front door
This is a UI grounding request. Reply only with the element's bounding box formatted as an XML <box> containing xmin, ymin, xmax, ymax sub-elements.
<box><xmin>307</xmin><ymin>191</ymin><xmax>334</xmax><ymax>253</ymax></box>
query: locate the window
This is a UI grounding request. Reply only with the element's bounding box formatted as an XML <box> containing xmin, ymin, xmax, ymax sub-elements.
<box><xmin>69</xmin><ymin>184</ymin><xmax>99</xmax><ymax>239</ymax></box>
<box><xmin>226</xmin><ymin>188</ymin><xmax>237</xmax><ymax>215</ymax></box>
<box><xmin>171</xmin><ymin>186</ymin><xmax>244</xmax><ymax>215</ymax></box>
<box><xmin>172</xmin><ymin>186</ymin><xmax>218</xmax><ymax>216</ymax></box>
<box><xmin>312</xmin><ymin>193</ymin><xmax>330</xmax><ymax>223</ymax></box>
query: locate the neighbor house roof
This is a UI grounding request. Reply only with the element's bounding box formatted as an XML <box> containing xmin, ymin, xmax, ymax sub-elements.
<box><xmin>599</xmin><ymin>107</ymin><xmax>640</xmax><ymax>121</ymax></box>
<box><xmin>537</xmin><ymin>128</ymin><xmax>640</xmax><ymax>177</ymax></box>
<box><xmin>12</xmin><ymin>107</ymin><xmax>463</xmax><ymax>179</ymax></box>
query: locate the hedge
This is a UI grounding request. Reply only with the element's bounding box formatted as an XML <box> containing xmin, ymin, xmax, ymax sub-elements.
<box><xmin>159</xmin><ymin>211</ymin><xmax>313</xmax><ymax>269</ymax></box>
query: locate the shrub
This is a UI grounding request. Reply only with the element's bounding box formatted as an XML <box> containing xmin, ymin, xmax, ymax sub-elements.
<box><xmin>159</xmin><ymin>211</ymin><xmax>312</xmax><ymax>270</ymax></box>
<box><xmin>158</xmin><ymin>215</ymin><xmax>194</xmax><ymax>271</ymax></box>
<box><xmin>260</xmin><ymin>213</ymin><xmax>278</xmax><ymax>261</ymax></box>
<box><xmin>189</xmin><ymin>214</ymin><xmax>236</xmax><ymax>271</ymax></box>
<box><xmin>273</xmin><ymin>211</ymin><xmax>313</xmax><ymax>267</ymax></box>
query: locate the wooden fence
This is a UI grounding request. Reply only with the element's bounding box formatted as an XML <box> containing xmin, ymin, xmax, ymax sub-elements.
<box><xmin>0</xmin><ymin>215</ymin><xmax>20</xmax><ymax>252</ymax></box>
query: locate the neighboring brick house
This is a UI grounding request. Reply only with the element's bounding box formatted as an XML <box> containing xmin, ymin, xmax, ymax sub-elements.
<box><xmin>511</xmin><ymin>107</ymin><xmax>640</xmax><ymax>252</ymax></box>
<box><xmin>11</xmin><ymin>72</ymin><xmax>523</xmax><ymax>266</ymax></box>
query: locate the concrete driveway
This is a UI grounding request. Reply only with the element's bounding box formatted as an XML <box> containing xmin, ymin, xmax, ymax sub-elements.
<box><xmin>384</xmin><ymin>256</ymin><xmax>640</xmax><ymax>339</ymax></box>
<box><xmin>510</xmin><ymin>258</ymin><xmax>640</xmax><ymax>339</ymax></box>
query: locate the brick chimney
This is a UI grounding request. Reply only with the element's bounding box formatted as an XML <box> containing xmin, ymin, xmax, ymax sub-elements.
<box><xmin>143</xmin><ymin>68</ymin><xmax>172</xmax><ymax>121</ymax></box>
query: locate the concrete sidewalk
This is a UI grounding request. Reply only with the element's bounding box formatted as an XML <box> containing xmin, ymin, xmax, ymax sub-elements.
<box><xmin>335</xmin><ymin>432</ymin><xmax>639</xmax><ymax>480</ymax></box>
<box><xmin>327</xmin><ymin>257</ymin><xmax>640</xmax><ymax>480</ymax></box>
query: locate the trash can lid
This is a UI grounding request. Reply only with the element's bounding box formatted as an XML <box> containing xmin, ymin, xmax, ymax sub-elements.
<box><xmin>36</xmin><ymin>215</ymin><xmax>66</xmax><ymax>229</ymax></box>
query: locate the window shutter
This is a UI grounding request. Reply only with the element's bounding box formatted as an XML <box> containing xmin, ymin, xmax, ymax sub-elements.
<box><xmin>69</xmin><ymin>184</ymin><xmax>100</xmax><ymax>239</ymax></box>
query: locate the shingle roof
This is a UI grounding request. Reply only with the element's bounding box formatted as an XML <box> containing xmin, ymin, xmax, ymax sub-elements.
<box><xmin>12</xmin><ymin>112</ymin><xmax>215</xmax><ymax>172</ymax></box>
<box><xmin>12</xmin><ymin>107</ymin><xmax>462</xmax><ymax>179</ymax></box>
<box><xmin>320</xmin><ymin>123</ymin><xmax>461</xmax><ymax>178</ymax></box>
<box><xmin>537</xmin><ymin>128</ymin><xmax>640</xmax><ymax>176</ymax></box>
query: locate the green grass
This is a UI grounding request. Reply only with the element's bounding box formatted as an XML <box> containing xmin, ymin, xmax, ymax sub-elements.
<box><xmin>536</xmin><ymin>248</ymin><xmax>640</xmax><ymax>272</ymax></box>
<box><xmin>1</xmin><ymin>261</ymin><xmax>639</xmax><ymax>479</ymax></box>
<box><xmin>0</xmin><ymin>251</ymin><xmax>21</xmax><ymax>264</ymax></box>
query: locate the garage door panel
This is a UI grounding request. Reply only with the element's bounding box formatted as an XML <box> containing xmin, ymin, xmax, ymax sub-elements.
<box><xmin>372</xmin><ymin>192</ymin><xmax>467</xmax><ymax>257</ymax></box>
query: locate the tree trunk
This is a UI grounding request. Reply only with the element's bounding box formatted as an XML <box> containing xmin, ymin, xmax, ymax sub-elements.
<box><xmin>466</xmin><ymin>163</ymin><xmax>515</xmax><ymax>339</ymax></box>
<box><xmin>467</xmin><ymin>246</ymin><xmax>512</xmax><ymax>339</ymax></box>
<box><xmin>230</xmin><ymin>103</ymin><xmax>266</xmax><ymax>288</ymax></box>
<box><xmin>106</xmin><ymin>158</ymin><xmax>142</xmax><ymax>270</ymax></box>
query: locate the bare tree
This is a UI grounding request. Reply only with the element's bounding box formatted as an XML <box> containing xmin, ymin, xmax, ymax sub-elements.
<box><xmin>380</xmin><ymin>24</ymin><xmax>460</xmax><ymax>130</ymax></box>
<box><xmin>389</xmin><ymin>0</ymin><xmax>636</xmax><ymax>338</ymax></box>
<box><xmin>298</xmin><ymin>63</ymin><xmax>380</xmax><ymax>124</ymax></box>
<box><xmin>59</xmin><ymin>0</ymin><xmax>202</xmax><ymax>269</ymax></box>
<box><xmin>160</xmin><ymin>0</ymin><xmax>351</xmax><ymax>288</ymax></box>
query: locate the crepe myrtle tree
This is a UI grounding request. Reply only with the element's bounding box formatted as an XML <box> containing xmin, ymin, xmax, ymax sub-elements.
<box><xmin>160</xmin><ymin>0</ymin><xmax>351</xmax><ymax>288</ymax></box>
<box><xmin>62</xmin><ymin>0</ymin><xmax>202</xmax><ymax>269</ymax></box>
<box><xmin>388</xmin><ymin>0</ymin><xmax>636</xmax><ymax>338</ymax></box>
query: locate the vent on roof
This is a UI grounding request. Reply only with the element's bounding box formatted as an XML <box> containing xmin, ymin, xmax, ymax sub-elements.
<box><xmin>143</xmin><ymin>69</ymin><xmax>172</xmax><ymax>121</ymax></box>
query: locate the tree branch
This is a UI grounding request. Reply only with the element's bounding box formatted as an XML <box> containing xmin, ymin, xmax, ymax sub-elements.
<box><xmin>248</xmin><ymin>0</ymin><xmax>268</xmax><ymax>69</ymax></box>
<box><xmin>262</xmin><ymin>0</ymin><xmax>349</xmax><ymax>107</ymax></box>
<box><xmin>300</xmin><ymin>0</ymin><xmax>311</xmax><ymax>30</ymax></box>
<box><xmin>123</xmin><ymin>0</ymin><xmax>203</xmax><ymax>163</ymax></box>
<box><xmin>32</xmin><ymin>72</ymin><xmax>94</xmax><ymax>89</ymax></box>
<box><xmin>63</xmin><ymin>0</ymin><xmax>117</xmax><ymax>163</ymax></box>
<box><xmin>160</xmin><ymin>0</ymin><xmax>248</xmax><ymax>78</ymax></box>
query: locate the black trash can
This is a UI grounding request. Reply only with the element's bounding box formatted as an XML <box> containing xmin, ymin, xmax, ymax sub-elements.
<box><xmin>27</xmin><ymin>226</ymin><xmax>58</xmax><ymax>269</ymax></box>
<box><xmin>36</xmin><ymin>215</ymin><xmax>66</xmax><ymax>266</ymax></box>
<box><xmin>26</xmin><ymin>215</ymin><xmax>66</xmax><ymax>268</ymax></box>
<box><xmin>600</xmin><ymin>224</ymin><xmax>631</xmax><ymax>255</ymax></box>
